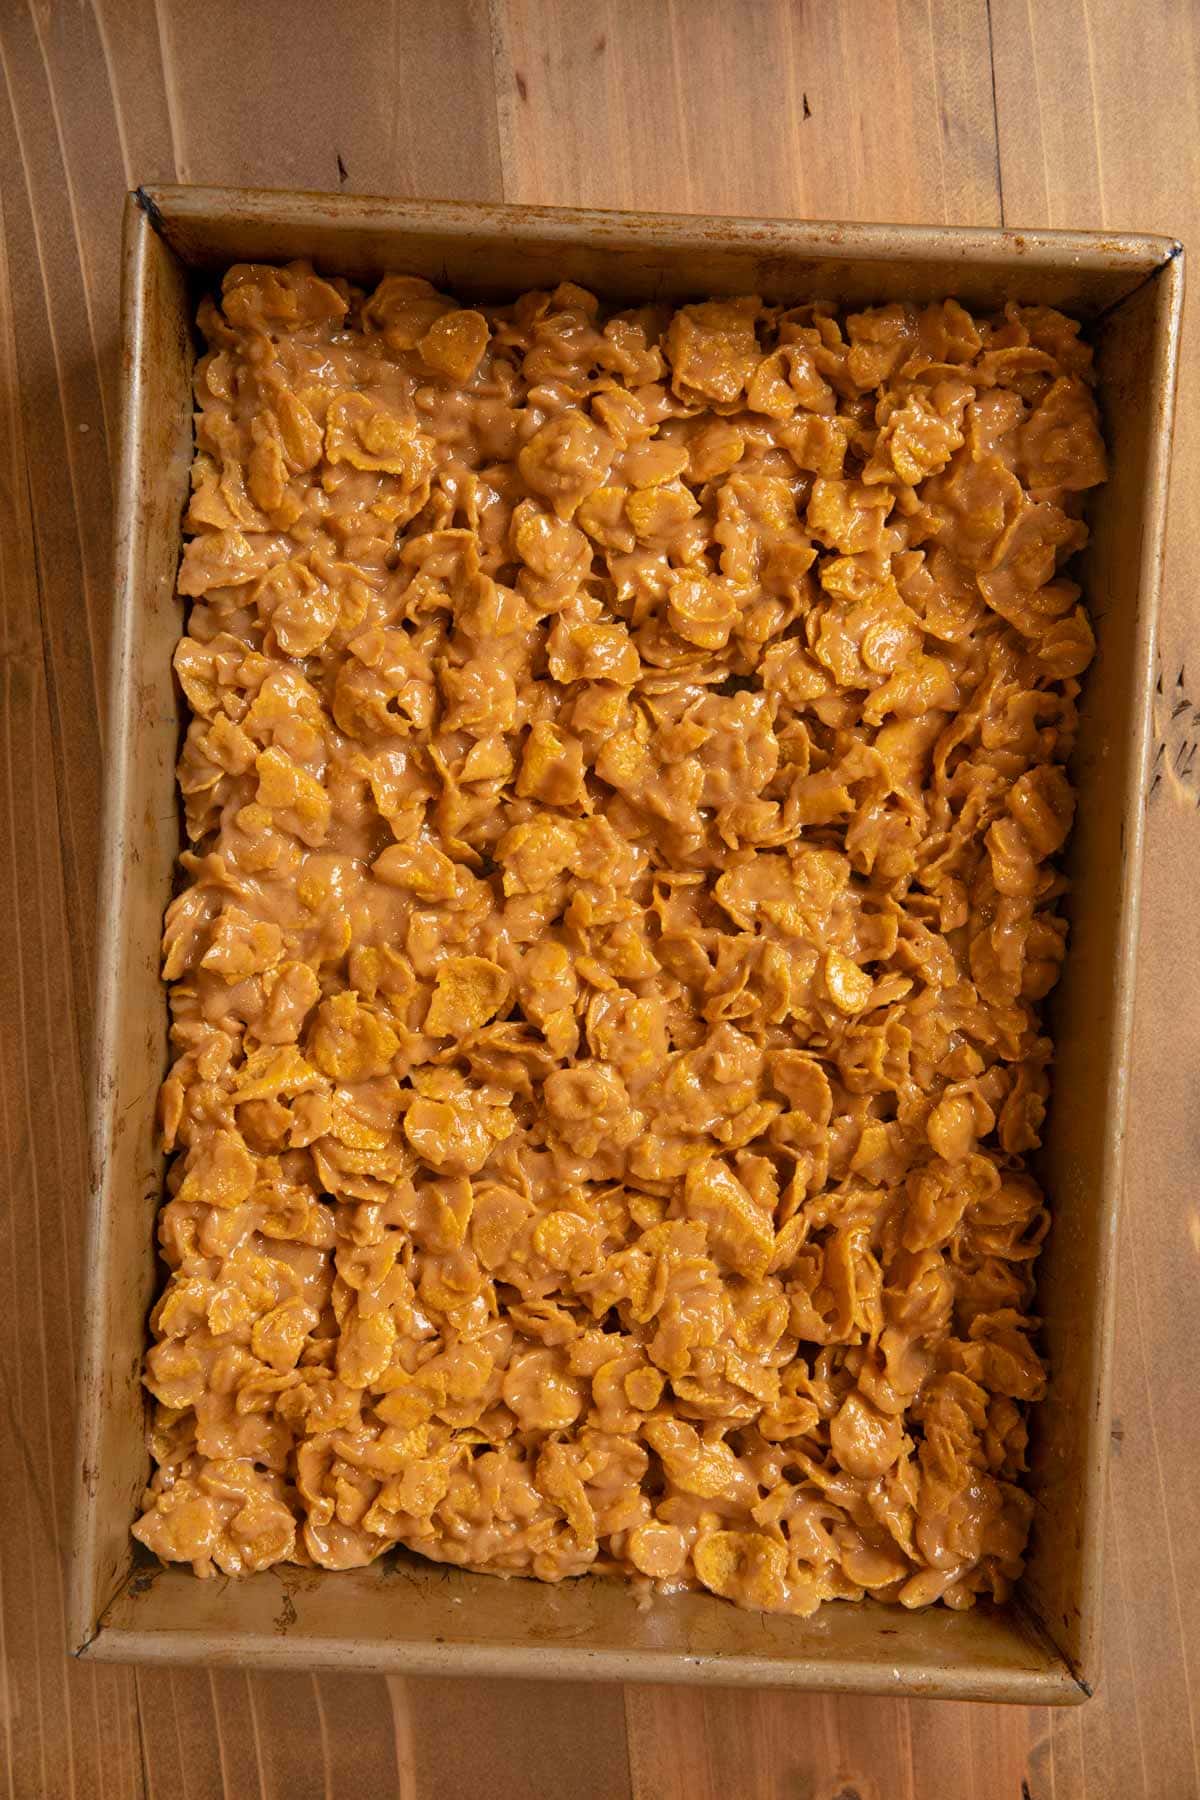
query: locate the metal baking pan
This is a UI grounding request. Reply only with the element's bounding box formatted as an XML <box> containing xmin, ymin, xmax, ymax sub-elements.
<box><xmin>70</xmin><ymin>187</ymin><xmax>1183</xmax><ymax>1699</ymax></box>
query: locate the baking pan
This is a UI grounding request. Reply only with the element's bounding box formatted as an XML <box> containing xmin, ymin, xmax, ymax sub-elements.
<box><xmin>70</xmin><ymin>188</ymin><xmax>1183</xmax><ymax>1698</ymax></box>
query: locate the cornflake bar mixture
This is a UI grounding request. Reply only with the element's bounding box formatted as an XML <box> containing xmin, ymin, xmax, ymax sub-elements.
<box><xmin>135</xmin><ymin>263</ymin><xmax>1106</xmax><ymax>1618</ymax></box>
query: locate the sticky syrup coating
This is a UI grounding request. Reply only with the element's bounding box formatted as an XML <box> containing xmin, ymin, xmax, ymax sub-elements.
<box><xmin>134</xmin><ymin>264</ymin><xmax>1104</xmax><ymax>1617</ymax></box>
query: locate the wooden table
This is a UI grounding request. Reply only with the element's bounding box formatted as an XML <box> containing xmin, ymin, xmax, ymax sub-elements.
<box><xmin>3</xmin><ymin>3</ymin><xmax>1197</xmax><ymax>1795</ymax></box>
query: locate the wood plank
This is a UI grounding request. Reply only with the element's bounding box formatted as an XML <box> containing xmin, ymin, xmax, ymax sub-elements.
<box><xmin>2</xmin><ymin>1</ymin><xmax>1198</xmax><ymax>1795</ymax></box>
<box><xmin>624</xmin><ymin>1686</ymin><xmax>715</xmax><ymax>1800</ymax></box>
<box><xmin>627</xmin><ymin>1686</ymin><xmax>1037</xmax><ymax>1800</ymax></box>
<box><xmin>0</xmin><ymin>2</ymin><xmax>115</xmax><ymax>1017</ymax></box>
<box><xmin>405</xmin><ymin>1679</ymin><xmax>632</xmax><ymax>1800</ymax></box>
<box><xmin>90</xmin><ymin>0</ymin><xmax>180</xmax><ymax>190</ymax></box>
<box><xmin>150</xmin><ymin>0</ymin><xmax>504</xmax><ymax>202</ymax></box>
<box><xmin>0</xmin><ymin>33</ymin><xmax>143</xmax><ymax>1800</ymax></box>
<box><xmin>205</xmin><ymin>1672</ymin><xmax>271</xmax><ymax>1800</ymax></box>
<box><xmin>309</xmin><ymin>1674</ymin><xmax>405</xmax><ymax>1799</ymax></box>
<box><xmin>15</xmin><ymin>0</ymin><xmax>130</xmax><ymax>441</ymax></box>
<box><xmin>493</xmin><ymin>0</ymin><xmax>1001</xmax><ymax>223</ymax></box>
<box><xmin>991</xmin><ymin>7</ymin><xmax>1200</xmax><ymax>1800</ymax></box>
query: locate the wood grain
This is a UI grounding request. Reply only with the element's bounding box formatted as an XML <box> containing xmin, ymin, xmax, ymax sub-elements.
<box><xmin>493</xmin><ymin>0</ymin><xmax>1000</xmax><ymax>223</ymax></box>
<box><xmin>0</xmin><ymin>19</ymin><xmax>142</xmax><ymax>1800</ymax></box>
<box><xmin>990</xmin><ymin>6</ymin><xmax>1200</xmax><ymax>1797</ymax></box>
<box><xmin>1</xmin><ymin>0</ymin><xmax>1196</xmax><ymax>1795</ymax></box>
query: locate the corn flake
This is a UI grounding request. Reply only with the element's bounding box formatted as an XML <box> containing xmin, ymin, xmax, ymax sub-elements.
<box><xmin>145</xmin><ymin>265</ymin><xmax>1099</xmax><ymax>1622</ymax></box>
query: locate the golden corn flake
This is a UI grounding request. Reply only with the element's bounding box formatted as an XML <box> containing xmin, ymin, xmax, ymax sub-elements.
<box><xmin>139</xmin><ymin>264</ymin><xmax>1100</xmax><ymax>1625</ymax></box>
<box><xmin>402</xmin><ymin>1093</ymin><xmax>511</xmax><ymax>1175</ymax></box>
<box><xmin>823</xmin><ymin>950</ymin><xmax>875</xmax><ymax>1014</ymax></box>
<box><xmin>254</xmin><ymin>746</ymin><xmax>331</xmax><ymax>846</ymax></box>
<box><xmin>325</xmin><ymin>393</ymin><xmax>434</xmax><ymax>485</ymax></box>
<box><xmin>627</xmin><ymin>1521</ymin><xmax>688</xmax><ymax>1580</ymax></box>
<box><xmin>309</xmin><ymin>993</ymin><xmax>400</xmax><ymax>1082</ymax></box>
<box><xmin>418</xmin><ymin>308</ymin><xmax>490</xmax><ymax>382</ymax></box>
<box><xmin>424</xmin><ymin>956</ymin><xmax>511</xmax><ymax>1036</ymax></box>
<box><xmin>683</xmin><ymin>1158</ymin><xmax>775</xmax><ymax>1280</ymax></box>
<box><xmin>665</xmin><ymin>297</ymin><xmax>761</xmax><ymax>406</ymax></box>
<box><xmin>694</xmin><ymin>1530</ymin><xmax>788</xmax><ymax>1609</ymax></box>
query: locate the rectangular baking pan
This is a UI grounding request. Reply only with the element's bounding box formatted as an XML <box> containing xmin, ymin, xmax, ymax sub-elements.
<box><xmin>70</xmin><ymin>187</ymin><xmax>1183</xmax><ymax>1699</ymax></box>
